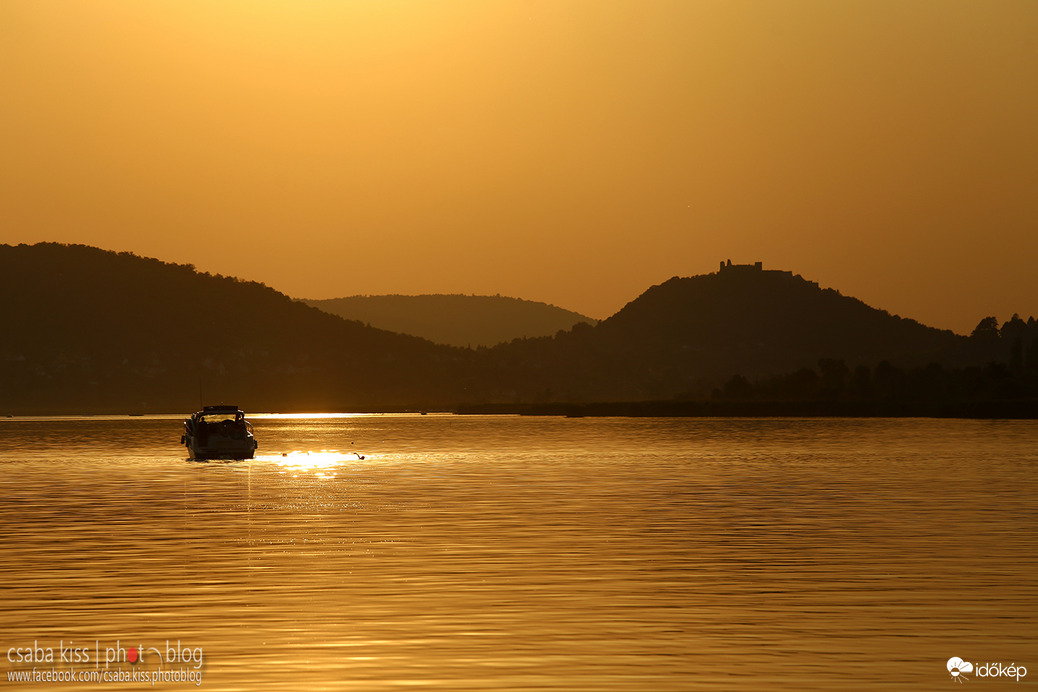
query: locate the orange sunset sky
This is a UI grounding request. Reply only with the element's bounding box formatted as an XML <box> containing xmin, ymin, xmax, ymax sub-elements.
<box><xmin>2</xmin><ymin>1</ymin><xmax>1036</xmax><ymax>334</ymax></box>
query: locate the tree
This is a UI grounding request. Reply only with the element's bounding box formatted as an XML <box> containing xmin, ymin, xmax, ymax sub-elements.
<box><xmin>722</xmin><ymin>374</ymin><xmax>752</xmax><ymax>399</ymax></box>
<box><xmin>818</xmin><ymin>358</ymin><xmax>849</xmax><ymax>397</ymax></box>
<box><xmin>970</xmin><ymin>316</ymin><xmax>1000</xmax><ymax>341</ymax></box>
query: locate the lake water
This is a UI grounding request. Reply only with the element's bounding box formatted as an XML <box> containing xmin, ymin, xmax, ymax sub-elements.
<box><xmin>1</xmin><ymin>414</ymin><xmax>1035</xmax><ymax>690</ymax></box>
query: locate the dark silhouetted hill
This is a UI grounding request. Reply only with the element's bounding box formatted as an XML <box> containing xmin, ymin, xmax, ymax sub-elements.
<box><xmin>304</xmin><ymin>294</ymin><xmax>596</xmax><ymax>347</ymax></box>
<box><xmin>3</xmin><ymin>246</ymin><xmax>1033</xmax><ymax>414</ymax></box>
<box><xmin>0</xmin><ymin>243</ymin><xmax>468</xmax><ymax>414</ymax></box>
<box><xmin>475</xmin><ymin>264</ymin><xmax>970</xmax><ymax>402</ymax></box>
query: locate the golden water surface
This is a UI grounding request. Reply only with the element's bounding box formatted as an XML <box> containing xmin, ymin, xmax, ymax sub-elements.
<box><xmin>1</xmin><ymin>415</ymin><xmax>1035</xmax><ymax>690</ymax></box>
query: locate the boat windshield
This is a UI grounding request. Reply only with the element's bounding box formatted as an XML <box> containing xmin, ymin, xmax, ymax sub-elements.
<box><xmin>199</xmin><ymin>411</ymin><xmax>244</xmax><ymax>424</ymax></box>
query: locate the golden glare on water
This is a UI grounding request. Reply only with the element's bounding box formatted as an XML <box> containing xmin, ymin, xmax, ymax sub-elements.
<box><xmin>265</xmin><ymin>449</ymin><xmax>365</xmax><ymax>472</ymax></box>
<box><xmin>253</xmin><ymin>413</ymin><xmax>378</xmax><ymax>420</ymax></box>
<box><xmin>1</xmin><ymin>398</ymin><xmax>1037</xmax><ymax>691</ymax></box>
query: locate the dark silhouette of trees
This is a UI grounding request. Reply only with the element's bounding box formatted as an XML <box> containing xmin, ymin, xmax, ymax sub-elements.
<box><xmin>818</xmin><ymin>358</ymin><xmax>850</xmax><ymax>397</ymax></box>
<box><xmin>0</xmin><ymin>243</ymin><xmax>471</xmax><ymax>413</ymax></box>
<box><xmin>971</xmin><ymin>316</ymin><xmax>1000</xmax><ymax>340</ymax></box>
<box><xmin>2</xmin><ymin>243</ymin><xmax>1036</xmax><ymax>415</ymax></box>
<box><xmin>711</xmin><ymin>358</ymin><xmax>1038</xmax><ymax>407</ymax></box>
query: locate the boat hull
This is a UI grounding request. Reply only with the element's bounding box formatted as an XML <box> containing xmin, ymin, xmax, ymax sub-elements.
<box><xmin>184</xmin><ymin>434</ymin><xmax>257</xmax><ymax>460</ymax></box>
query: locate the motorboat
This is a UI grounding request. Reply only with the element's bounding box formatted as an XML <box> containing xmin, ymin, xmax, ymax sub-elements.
<box><xmin>181</xmin><ymin>405</ymin><xmax>258</xmax><ymax>460</ymax></box>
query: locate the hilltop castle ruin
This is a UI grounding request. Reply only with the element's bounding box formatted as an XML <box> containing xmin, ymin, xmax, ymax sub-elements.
<box><xmin>717</xmin><ymin>259</ymin><xmax>807</xmax><ymax>284</ymax></box>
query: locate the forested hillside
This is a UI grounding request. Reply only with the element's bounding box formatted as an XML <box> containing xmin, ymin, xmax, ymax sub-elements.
<box><xmin>0</xmin><ymin>243</ymin><xmax>468</xmax><ymax>413</ymax></box>
<box><xmin>2</xmin><ymin>245</ymin><xmax>1035</xmax><ymax>414</ymax></box>
<box><xmin>305</xmin><ymin>294</ymin><xmax>595</xmax><ymax>347</ymax></box>
<box><xmin>475</xmin><ymin>266</ymin><xmax>967</xmax><ymax>402</ymax></box>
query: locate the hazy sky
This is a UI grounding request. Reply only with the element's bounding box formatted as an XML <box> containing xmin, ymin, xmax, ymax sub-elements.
<box><xmin>2</xmin><ymin>1</ymin><xmax>1036</xmax><ymax>333</ymax></box>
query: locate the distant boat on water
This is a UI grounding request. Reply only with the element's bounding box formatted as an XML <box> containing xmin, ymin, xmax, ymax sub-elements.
<box><xmin>181</xmin><ymin>405</ymin><xmax>258</xmax><ymax>460</ymax></box>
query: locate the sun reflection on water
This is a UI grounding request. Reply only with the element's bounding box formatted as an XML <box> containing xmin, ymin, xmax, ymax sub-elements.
<box><xmin>251</xmin><ymin>412</ymin><xmax>381</xmax><ymax>420</ymax></box>
<box><xmin>1</xmin><ymin>417</ymin><xmax>1037</xmax><ymax>690</ymax></box>
<box><xmin>260</xmin><ymin>450</ymin><xmax>365</xmax><ymax>475</ymax></box>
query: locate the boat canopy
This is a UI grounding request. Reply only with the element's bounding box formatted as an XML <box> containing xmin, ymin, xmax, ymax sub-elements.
<box><xmin>201</xmin><ymin>405</ymin><xmax>242</xmax><ymax>415</ymax></box>
<box><xmin>195</xmin><ymin>405</ymin><xmax>246</xmax><ymax>422</ymax></box>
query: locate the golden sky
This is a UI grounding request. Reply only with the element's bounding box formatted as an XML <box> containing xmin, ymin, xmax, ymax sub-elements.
<box><xmin>2</xmin><ymin>1</ymin><xmax>1036</xmax><ymax>333</ymax></box>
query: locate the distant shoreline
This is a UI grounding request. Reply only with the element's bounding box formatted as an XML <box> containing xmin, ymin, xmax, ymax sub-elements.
<box><xmin>456</xmin><ymin>400</ymin><xmax>1038</xmax><ymax>419</ymax></box>
<box><xmin>4</xmin><ymin>401</ymin><xmax>1038</xmax><ymax>419</ymax></box>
